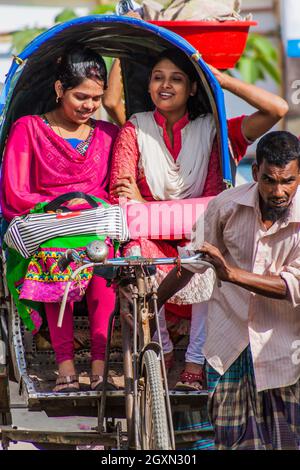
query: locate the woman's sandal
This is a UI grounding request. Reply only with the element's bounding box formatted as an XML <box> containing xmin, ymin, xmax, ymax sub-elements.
<box><xmin>174</xmin><ymin>369</ymin><xmax>204</xmax><ymax>391</ymax></box>
<box><xmin>90</xmin><ymin>375</ymin><xmax>119</xmax><ymax>392</ymax></box>
<box><xmin>53</xmin><ymin>375</ymin><xmax>80</xmax><ymax>393</ymax></box>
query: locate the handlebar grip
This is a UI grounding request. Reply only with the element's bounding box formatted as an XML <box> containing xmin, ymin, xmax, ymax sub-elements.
<box><xmin>57</xmin><ymin>250</ymin><xmax>75</xmax><ymax>272</ymax></box>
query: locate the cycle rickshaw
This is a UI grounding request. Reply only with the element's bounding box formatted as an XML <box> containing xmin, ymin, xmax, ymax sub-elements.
<box><xmin>0</xmin><ymin>14</ymin><xmax>233</xmax><ymax>450</ymax></box>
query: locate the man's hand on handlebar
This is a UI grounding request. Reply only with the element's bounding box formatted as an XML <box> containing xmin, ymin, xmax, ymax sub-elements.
<box><xmin>198</xmin><ymin>242</ymin><xmax>232</xmax><ymax>282</ymax></box>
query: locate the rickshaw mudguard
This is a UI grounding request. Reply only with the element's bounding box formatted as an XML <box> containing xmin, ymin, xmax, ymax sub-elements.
<box><xmin>0</xmin><ymin>15</ymin><xmax>232</xmax><ymax>186</ymax></box>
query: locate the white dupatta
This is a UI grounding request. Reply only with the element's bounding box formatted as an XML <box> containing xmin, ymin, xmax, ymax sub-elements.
<box><xmin>130</xmin><ymin>111</ymin><xmax>216</xmax><ymax>200</ymax></box>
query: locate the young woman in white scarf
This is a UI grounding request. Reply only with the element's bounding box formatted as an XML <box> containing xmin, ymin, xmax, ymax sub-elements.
<box><xmin>108</xmin><ymin>48</ymin><xmax>288</xmax><ymax>390</ymax></box>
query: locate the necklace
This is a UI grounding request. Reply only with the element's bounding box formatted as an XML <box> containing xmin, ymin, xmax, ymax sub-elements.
<box><xmin>47</xmin><ymin>111</ymin><xmax>89</xmax><ymax>141</ymax></box>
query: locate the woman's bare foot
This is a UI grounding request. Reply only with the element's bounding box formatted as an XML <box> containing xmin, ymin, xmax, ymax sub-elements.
<box><xmin>90</xmin><ymin>360</ymin><xmax>105</xmax><ymax>390</ymax></box>
<box><xmin>91</xmin><ymin>359</ymin><xmax>105</xmax><ymax>377</ymax></box>
<box><xmin>58</xmin><ymin>359</ymin><xmax>76</xmax><ymax>377</ymax></box>
<box><xmin>90</xmin><ymin>360</ymin><xmax>118</xmax><ymax>391</ymax></box>
<box><xmin>184</xmin><ymin>362</ymin><xmax>203</xmax><ymax>375</ymax></box>
<box><xmin>54</xmin><ymin>359</ymin><xmax>79</xmax><ymax>392</ymax></box>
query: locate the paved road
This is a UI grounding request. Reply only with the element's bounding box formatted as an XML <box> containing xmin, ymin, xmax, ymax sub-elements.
<box><xmin>1</xmin><ymin>380</ymin><xmax>101</xmax><ymax>450</ymax></box>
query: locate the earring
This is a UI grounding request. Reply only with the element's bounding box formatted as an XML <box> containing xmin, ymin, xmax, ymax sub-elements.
<box><xmin>56</xmin><ymin>95</ymin><xmax>60</xmax><ymax>103</ymax></box>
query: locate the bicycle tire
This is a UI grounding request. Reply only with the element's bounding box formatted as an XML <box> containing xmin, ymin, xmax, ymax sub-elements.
<box><xmin>139</xmin><ymin>349</ymin><xmax>171</xmax><ymax>450</ymax></box>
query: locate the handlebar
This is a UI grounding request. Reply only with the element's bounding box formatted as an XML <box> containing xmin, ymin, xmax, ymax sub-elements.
<box><xmin>57</xmin><ymin>240</ymin><xmax>213</xmax><ymax>278</ymax></box>
<box><xmin>58</xmin><ymin>249</ymin><xmax>207</xmax><ymax>270</ymax></box>
<box><xmin>57</xmin><ymin>242</ymin><xmax>215</xmax><ymax>328</ymax></box>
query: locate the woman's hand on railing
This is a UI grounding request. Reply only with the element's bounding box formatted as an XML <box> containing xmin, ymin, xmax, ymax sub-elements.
<box><xmin>111</xmin><ymin>175</ymin><xmax>146</xmax><ymax>202</ymax></box>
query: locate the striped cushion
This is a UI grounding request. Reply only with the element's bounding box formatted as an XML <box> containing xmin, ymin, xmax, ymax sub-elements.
<box><xmin>4</xmin><ymin>205</ymin><xmax>129</xmax><ymax>258</ymax></box>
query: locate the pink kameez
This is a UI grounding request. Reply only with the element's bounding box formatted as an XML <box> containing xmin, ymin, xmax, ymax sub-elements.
<box><xmin>1</xmin><ymin>115</ymin><xmax>118</xmax><ymax>221</ymax></box>
<box><xmin>1</xmin><ymin>116</ymin><xmax>119</xmax><ymax>360</ymax></box>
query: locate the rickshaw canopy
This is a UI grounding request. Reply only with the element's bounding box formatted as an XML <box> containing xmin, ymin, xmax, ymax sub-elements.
<box><xmin>0</xmin><ymin>15</ymin><xmax>232</xmax><ymax>184</ymax></box>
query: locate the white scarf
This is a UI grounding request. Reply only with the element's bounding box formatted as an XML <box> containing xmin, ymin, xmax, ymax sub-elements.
<box><xmin>130</xmin><ymin>111</ymin><xmax>216</xmax><ymax>200</ymax></box>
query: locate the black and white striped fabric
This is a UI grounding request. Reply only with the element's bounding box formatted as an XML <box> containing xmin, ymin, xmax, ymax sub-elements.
<box><xmin>4</xmin><ymin>205</ymin><xmax>130</xmax><ymax>258</ymax></box>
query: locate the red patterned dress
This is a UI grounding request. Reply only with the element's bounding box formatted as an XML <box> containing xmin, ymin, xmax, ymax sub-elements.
<box><xmin>110</xmin><ymin>110</ymin><xmax>251</xmax><ymax>318</ymax></box>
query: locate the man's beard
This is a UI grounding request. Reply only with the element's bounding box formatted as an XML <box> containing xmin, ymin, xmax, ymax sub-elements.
<box><xmin>263</xmin><ymin>204</ymin><xmax>290</xmax><ymax>222</ymax></box>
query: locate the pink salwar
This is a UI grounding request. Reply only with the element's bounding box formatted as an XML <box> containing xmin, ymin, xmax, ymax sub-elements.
<box><xmin>45</xmin><ymin>271</ymin><xmax>116</xmax><ymax>364</ymax></box>
<box><xmin>43</xmin><ymin>230</ymin><xmax>116</xmax><ymax>365</ymax></box>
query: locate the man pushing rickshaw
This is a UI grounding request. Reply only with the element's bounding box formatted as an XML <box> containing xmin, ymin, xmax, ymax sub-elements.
<box><xmin>0</xmin><ymin>11</ymin><xmax>295</xmax><ymax>451</ymax></box>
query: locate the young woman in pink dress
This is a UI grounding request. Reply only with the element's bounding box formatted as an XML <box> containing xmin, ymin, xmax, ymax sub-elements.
<box><xmin>109</xmin><ymin>48</ymin><xmax>288</xmax><ymax>390</ymax></box>
<box><xmin>1</xmin><ymin>47</ymin><xmax>119</xmax><ymax>392</ymax></box>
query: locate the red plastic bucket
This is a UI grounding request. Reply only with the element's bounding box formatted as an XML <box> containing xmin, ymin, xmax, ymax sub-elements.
<box><xmin>149</xmin><ymin>21</ymin><xmax>257</xmax><ymax>69</ymax></box>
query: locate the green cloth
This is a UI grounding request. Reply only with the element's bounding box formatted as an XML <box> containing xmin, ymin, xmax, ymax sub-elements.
<box><xmin>6</xmin><ymin>247</ymin><xmax>36</xmax><ymax>331</ymax></box>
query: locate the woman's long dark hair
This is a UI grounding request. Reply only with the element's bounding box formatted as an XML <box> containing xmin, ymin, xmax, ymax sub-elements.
<box><xmin>151</xmin><ymin>49</ymin><xmax>212</xmax><ymax>120</ymax></box>
<box><xmin>56</xmin><ymin>46</ymin><xmax>108</xmax><ymax>91</ymax></box>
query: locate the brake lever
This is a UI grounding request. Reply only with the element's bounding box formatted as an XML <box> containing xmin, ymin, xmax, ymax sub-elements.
<box><xmin>57</xmin><ymin>249</ymin><xmax>81</xmax><ymax>272</ymax></box>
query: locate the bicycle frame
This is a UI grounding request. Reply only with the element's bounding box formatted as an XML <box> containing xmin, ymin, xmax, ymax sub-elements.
<box><xmin>58</xmin><ymin>251</ymin><xmax>214</xmax><ymax>450</ymax></box>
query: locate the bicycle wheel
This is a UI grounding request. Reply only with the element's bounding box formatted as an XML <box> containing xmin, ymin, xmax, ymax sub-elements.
<box><xmin>139</xmin><ymin>349</ymin><xmax>171</xmax><ymax>450</ymax></box>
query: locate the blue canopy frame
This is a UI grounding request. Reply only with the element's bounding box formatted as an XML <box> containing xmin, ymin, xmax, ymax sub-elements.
<box><xmin>0</xmin><ymin>15</ymin><xmax>232</xmax><ymax>185</ymax></box>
